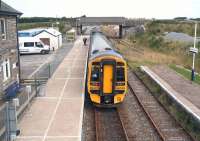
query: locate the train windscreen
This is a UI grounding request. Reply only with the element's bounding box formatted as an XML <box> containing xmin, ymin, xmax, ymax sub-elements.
<box><xmin>116</xmin><ymin>68</ymin><xmax>125</xmax><ymax>81</ymax></box>
<box><xmin>91</xmin><ymin>66</ymin><xmax>100</xmax><ymax>82</ymax></box>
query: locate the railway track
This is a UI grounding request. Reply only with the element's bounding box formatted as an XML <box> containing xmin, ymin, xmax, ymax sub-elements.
<box><xmin>128</xmin><ymin>70</ymin><xmax>193</xmax><ymax>141</ymax></box>
<box><xmin>112</xmin><ymin>39</ymin><xmax>144</xmax><ymax>55</ymax></box>
<box><xmin>94</xmin><ymin>108</ymin><xmax>129</xmax><ymax>141</ymax></box>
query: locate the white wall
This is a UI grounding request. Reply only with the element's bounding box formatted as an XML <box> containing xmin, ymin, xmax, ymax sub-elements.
<box><xmin>59</xmin><ymin>35</ymin><xmax>62</xmax><ymax>47</ymax></box>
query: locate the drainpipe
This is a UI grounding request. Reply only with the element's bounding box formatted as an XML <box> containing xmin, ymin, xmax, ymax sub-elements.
<box><xmin>16</xmin><ymin>16</ymin><xmax>21</xmax><ymax>83</ymax></box>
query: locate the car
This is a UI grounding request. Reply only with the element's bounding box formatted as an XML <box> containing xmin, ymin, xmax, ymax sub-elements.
<box><xmin>19</xmin><ymin>37</ymin><xmax>50</xmax><ymax>54</ymax></box>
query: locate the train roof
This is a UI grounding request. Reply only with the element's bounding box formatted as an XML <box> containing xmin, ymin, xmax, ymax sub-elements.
<box><xmin>90</xmin><ymin>32</ymin><xmax>123</xmax><ymax>60</ymax></box>
<box><xmin>90</xmin><ymin>50</ymin><xmax>123</xmax><ymax>60</ymax></box>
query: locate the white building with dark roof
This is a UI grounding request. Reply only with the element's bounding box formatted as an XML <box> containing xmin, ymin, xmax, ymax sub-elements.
<box><xmin>19</xmin><ymin>28</ymin><xmax>62</xmax><ymax>51</ymax></box>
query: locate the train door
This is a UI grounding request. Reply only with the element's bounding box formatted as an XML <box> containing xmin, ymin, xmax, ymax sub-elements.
<box><xmin>102</xmin><ymin>60</ymin><xmax>116</xmax><ymax>95</ymax></box>
<box><xmin>103</xmin><ymin>65</ymin><xmax>113</xmax><ymax>93</ymax></box>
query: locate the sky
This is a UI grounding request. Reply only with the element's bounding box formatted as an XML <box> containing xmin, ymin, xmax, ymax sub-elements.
<box><xmin>3</xmin><ymin>0</ymin><xmax>200</xmax><ymax>19</ymax></box>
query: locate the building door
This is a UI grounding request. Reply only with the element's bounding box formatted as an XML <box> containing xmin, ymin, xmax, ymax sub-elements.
<box><xmin>40</xmin><ymin>38</ymin><xmax>50</xmax><ymax>46</ymax></box>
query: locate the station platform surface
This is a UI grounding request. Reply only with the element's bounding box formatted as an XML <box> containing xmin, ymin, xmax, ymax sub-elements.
<box><xmin>16</xmin><ymin>36</ymin><xmax>88</xmax><ymax>141</ymax></box>
<box><xmin>151</xmin><ymin>65</ymin><xmax>200</xmax><ymax>109</ymax></box>
<box><xmin>141</xmin><ymin>65</ymin><xmax>200</xmax><ymax>121</ymax></box>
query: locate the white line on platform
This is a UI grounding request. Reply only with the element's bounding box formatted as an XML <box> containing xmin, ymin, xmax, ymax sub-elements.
<box><xmin>64</xmin><ymin>59</ymin><xmax>86</xmax><ymax>61</ymax></box>
<box><xmin>17</xmin><ymin>135</ymin><xmax>80</xmax><ymax>139</ymax></box>
<box><xmin>42</xmin><ymin>50</ymin><xmax>79</xmax><ymax>141</ymax></box>
<box><xmin>36</xmin><ymin>97</ymin><xmax>83</xmax><ymax>100</ymax></box>
<box><xmin>53</xmin><ymin>77</ymin><xmax>84</xmax><ymax>80</ymax></box>
<box><xmin>78</xmin><ymin>51</ymin><xmax>88</xmax><ymax>140</ymax></box>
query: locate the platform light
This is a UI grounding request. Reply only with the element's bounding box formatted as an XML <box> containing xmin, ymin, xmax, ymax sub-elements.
<box><xmin>191</xmin><ymin>22</ymin><xmax>198</xmax><ymax>81</ymax></box>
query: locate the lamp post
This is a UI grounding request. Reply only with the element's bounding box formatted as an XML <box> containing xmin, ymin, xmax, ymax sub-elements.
<box><xmin>191</xmin><ymin>22</ymin><xmax>198</xmax><ymax>81</ymax></box>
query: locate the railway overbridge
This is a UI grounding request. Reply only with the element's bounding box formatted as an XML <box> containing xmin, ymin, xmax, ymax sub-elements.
<box><xmin>76</xmin><ymin>17</ymin><xmax>145</xmax><ymax>38</ymax></box>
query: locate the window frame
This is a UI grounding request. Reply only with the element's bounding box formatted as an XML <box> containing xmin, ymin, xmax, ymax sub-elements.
<box><xmin>35</xmin><ymin>42</ymin><xmax>43</xmax><ymax>48</ymax></box>
<box><xmin>91</xmin><ymin>66</ymin><xmax>100</xmax><ymax>82</ymax></box>
<box><xmin>2</xmin><ymin>58</ymin><xmax>11</xmax><ymax>82</ymax></box>
<box><xmin>116</xmin><ymin>67</ymin><xmax>125</xmax><ymax>81</ymax></box>
<box><xmin>24</xmin><ymin>42</ymin><xmax>34</xmax><ymax>47</ymax></box>
<box><xmin>0</xmin><ymin>18</ymin><xmax>6</xmax><ymax>40</ymax></box>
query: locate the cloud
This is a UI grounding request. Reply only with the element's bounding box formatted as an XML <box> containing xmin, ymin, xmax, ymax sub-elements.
<box><xmin>3</xmin><ymin>0</ymin><xmax>199</xmax><ymax>18</ymax></box>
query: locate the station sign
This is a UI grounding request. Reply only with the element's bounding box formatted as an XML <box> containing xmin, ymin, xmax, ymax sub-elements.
<box><xmin>190</xmin><ymin>47</ymin><xmax>199</xmax><ymax>54</ymax></box>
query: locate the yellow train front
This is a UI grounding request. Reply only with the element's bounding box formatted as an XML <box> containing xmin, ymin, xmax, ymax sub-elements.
<box><xmin>87</xmin><ymin>31</ymin><xmax>127</xmax><ymax>107</ymax></box>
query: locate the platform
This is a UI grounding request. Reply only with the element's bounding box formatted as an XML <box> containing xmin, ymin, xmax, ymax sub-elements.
<box><xmin>141</xmin><ymin>66</ymin><xmax>200</xmax><ymax>121</ymax></box>
<box><xmin>16</xmin><ymin>36</ymin><xmax>88</xmax><ymax>141</ymax></box>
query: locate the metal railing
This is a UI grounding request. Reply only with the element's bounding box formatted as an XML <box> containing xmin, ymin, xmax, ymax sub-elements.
<box><xmin>0</xmin><ymin>104</ymin><xmax>6</xmax><ymax>141</ymax></box>
<box><xmin>0</xmin><ymin>42</ymin><xmax>73</xmax><ymax>141</ymax></box>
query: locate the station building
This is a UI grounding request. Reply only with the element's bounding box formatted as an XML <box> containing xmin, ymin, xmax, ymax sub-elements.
<box><xmin>0</xmin><ymin>0</ymin><xmax>22</xmax><ymax>99</ymax></box>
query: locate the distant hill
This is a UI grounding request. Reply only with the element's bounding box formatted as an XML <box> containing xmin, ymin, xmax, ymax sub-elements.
<box><xmin>19</xmin><ymin>17</ymin><xmax>77</xmax><ymax>26</ymax></box>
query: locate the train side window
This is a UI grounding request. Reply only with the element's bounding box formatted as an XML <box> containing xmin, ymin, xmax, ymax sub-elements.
<box><xmin>116</xmin><ymin>68</ymin><xmax>125</xmax><ymax>81</ymax></box>
<box><xmin>91</xmin><ymin>67</ymin><xmax>100</xmax><ymax>81</ymax></box>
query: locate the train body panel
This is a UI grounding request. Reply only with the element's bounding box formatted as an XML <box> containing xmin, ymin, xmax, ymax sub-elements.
<box><xmin>87</xmin><ymin>32</ymin><xmax>127</xmax><ymax>106</ymax></box>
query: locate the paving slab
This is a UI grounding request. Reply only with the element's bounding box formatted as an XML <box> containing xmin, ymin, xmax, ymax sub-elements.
<box><xmin>18</xmin><ymin>99</ymin><xmax>57</xmax><ymax>136</ymax></box>
<box><xmin>17</xmin><ymin>36</ymin><xmax>88</xmax><ymax>141</ymax></box>
<box><xmin>63</xmin><ymin>79</ymin><xmax>84</xmax><ymax>99</ymax></box>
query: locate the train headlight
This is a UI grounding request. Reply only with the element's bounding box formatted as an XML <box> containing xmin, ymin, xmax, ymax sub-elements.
<box><xmin>116</xmin><ymin>82</ymin><xmax>125</xmax><ymax>86</ymax></box>
<box><xmin>117</xmin><ymin>97</ymin><xmax>121</xmax><ymax>102</ymax></box>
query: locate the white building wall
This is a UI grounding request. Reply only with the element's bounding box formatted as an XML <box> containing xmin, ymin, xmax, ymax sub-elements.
<box><xmin>51</xmin><ymin>37</ymin><xmax>59</xmax><ymax>50</ymax></box>
<box><xmin>59</xmin><ymin>35</ymin><xmax>62</xmax><ymax>47</ymax></box>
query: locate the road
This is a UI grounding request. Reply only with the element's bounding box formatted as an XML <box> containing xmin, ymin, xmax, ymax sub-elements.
<box><xmin>20</xmin><ymin>42</ymin><xmax>74</xmax><ymax>79</ymax></box>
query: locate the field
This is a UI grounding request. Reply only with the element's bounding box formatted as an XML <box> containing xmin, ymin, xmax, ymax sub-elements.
<box><xmin>112</xmin><ymin>20</ymin><xmax>200</xmax><ymax>83</ymax></box>
<box><xmin>18</xmin><ymin>21</ymin><xmax>71</xmax><ymax>34</ymax></box>
<box><xmin>18</xmin><ymin>22</ymin><xmax>52</xmax><ymax>30</ymax></box>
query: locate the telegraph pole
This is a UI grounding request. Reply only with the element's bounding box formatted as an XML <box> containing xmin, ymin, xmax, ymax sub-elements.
<box><xmin>191</xmin><ymin>22</ymin><xmax>198</xmax><ymax>81</ymax></box>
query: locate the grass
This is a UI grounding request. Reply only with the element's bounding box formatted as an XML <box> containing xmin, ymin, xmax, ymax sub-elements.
<box><xmin>125</xmin><ymin>20</ymin><xmax>200</xmax><ymax>72</ymax></box>
<box><xmin>18</xmin><ymin>22</ymin><xmax>52</xmax><ymax>30</ymax></box>
<box><xmin>169</xmin><ymin>64</ymin><xmax>200</xmax><ymax>85</ymax></box>
<box><xmin>18</xmin><ymin>22</ymin><xmax>71</xmax><ymax>33</ymax></box>
<box><xmin>115</xmin><ymin>41</ymin><xmax>182</xmax><ymax>69</ymax></box>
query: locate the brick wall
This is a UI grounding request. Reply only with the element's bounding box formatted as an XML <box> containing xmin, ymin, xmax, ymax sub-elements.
<box><xmin>0</xmin><ymin>15</ymin><xmax>19</xmax><ymax>96</ymax></box>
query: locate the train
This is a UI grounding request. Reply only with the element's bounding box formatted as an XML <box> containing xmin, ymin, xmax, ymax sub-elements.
<box><xmin>87</xmin><ymin>31</ymin><xmax>127</xmax><ymax>107</ymax></box>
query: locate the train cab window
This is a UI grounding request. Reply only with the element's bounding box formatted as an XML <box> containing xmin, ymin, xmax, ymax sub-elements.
<box><xmin>91</xmin><ymin>67</ymin><xmax>100</xmax><ymax>81</ymax></box>
<box><xmin>116</xmin><ymin>68</ymin><xmax>125</xmax><ymax>81</ymax></box>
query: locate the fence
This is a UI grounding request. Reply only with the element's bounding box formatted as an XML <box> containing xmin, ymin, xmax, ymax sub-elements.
<box><xmin>0</xmin><ymin>42</ymin><xmax>72</xmax><ymax>141</ymax></box>
<box><xmin>0</xmin><ymin>104</ymin><xmax>6</xmax><ymax>141</ymax></box>
<box><xmin>0</xmin><ymin>64</ymin><xmax>50</xmax><ymax>141</ymax></box>
<box><xmin>0</xmin><ymin>100</ymin><xmax>22</xmax><ymax>141</ymax></box>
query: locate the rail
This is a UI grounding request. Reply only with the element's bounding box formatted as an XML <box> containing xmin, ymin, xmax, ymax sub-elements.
<box><xmin>116</xmin><ymin>108</ymin><xmax>130</xmax><ymax>141</ymax></box>
<box><xmin>94</xmin><ymin>109</ymin><xmax>101</xmax><ymax>141</ymax></box>
<box><xmin>138</xmin><ymin>66</ymin><xmax>198</xmax><ymax>141</ymax></box>
<box><xmin>128</xmin><ymin>69</ymin><xmax>194</xmax><ymax>141</ymax></box>
<box><xmin>128</xmin><ymin>82</ymin><xmax>166</xmax><ymax>141</ymax></box>
<box><xmin>114</xmin><ymin>39</ymin><xmax>144</xmax><ymax>54</ymax></box>
<box><xmin>94</xmin><ymin>108</ymin><xmax>129</xmax><ymax>141</ymax></box>
<box><xmin>140</xmin><ymin>66</ymin><xmax>200</xmax><ymax>122</ymax></box>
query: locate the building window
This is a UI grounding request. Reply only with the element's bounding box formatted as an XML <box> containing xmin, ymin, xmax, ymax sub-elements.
<box><xmin>0</xmin><ymin>19</ymin><xmax>6</xmax><ymax>40</ymax></box>
<box><xmin>2</xmin><ymin>58</ymin><xmax>11</xmax><ymax>81</ymax></box>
